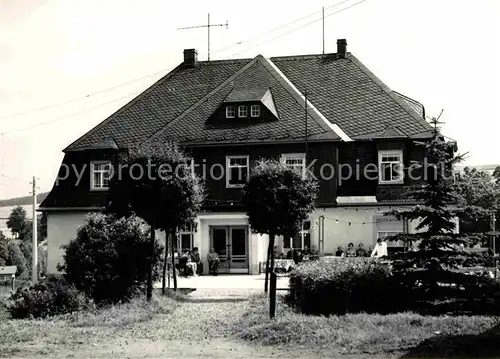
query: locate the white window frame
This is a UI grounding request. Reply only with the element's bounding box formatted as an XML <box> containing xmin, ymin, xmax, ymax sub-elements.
<box><xmin>90</xmin><ymin>161</ymin><xmax>112</xmax><ymax>191</ymax></box>
<box><xmin>176</xmin><ymin>225</ymin><xmax>194</xmax><ymax>253</ymax></box>
<box><xmin>376</xmin><ymin>218</ymin><xmax>405</xmax><ymax>248</ymax></box>
<box><xmin>284</xmin><ymin>220</ymin><xmax>311</xmax><ymax>250</ymax></box>
<box><xmin>281</xmin><ymin>153</ymin><xmax>306</xmax><ymax>177</ymax></box>
<box><xmin>238</xmin><ymin>105</ymin><xmax>248</xmax><ymax>118</ymax></box>
<box><xmin>250</xmin><ymin>104</ymin><xmax>260</xmax><ymax>117</ymax></box>
<box><xmin>226</xmin><ymin>155</ymin><xmax>249</xmax><ymax>188</ymax></box>
<box><xmin>378</xmin><ymin>150</ymin><xmax>404</xmax><ymax>184</ymax></box>
<box><xmin>226</xmin><ymin>106</ymin><xmax>235</xmax><ymax>118</ymax></box>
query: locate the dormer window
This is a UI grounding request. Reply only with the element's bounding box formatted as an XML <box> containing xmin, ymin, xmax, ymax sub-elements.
<box><xmin>238</xmin><ymin>105</ymin><xmax>248</xmax><ymax>118</ymax></box>
<box><xmin>250</xmin><ymin>105</ymin><xmax>260</xmax><ymax>117</ymax></box>
<box><xmin>226</xmin><ymin>106</ymin><xmax>235</xmax><ymax>118</ymax></box>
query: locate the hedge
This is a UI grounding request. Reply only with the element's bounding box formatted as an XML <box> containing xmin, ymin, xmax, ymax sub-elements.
<box><xmin>287</xmin><ymin>258</ymin><xmax>411</xmax><ymax>315</ymax></box>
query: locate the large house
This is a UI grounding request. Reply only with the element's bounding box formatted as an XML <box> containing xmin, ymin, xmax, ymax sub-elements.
<box><xmin>41</xmin><ymin>39</ymin><xmax>450</xmax><ymax>275</ymax></box>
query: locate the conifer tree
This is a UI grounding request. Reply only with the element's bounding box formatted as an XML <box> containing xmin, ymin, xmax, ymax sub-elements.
<box><xmin>385</xmin><ymin>117</ymin><xmax>487</xmax><ymax>296</ymax></box>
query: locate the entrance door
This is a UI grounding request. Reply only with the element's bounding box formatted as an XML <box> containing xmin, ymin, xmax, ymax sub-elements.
<box><xmin>210</xmin><ymin>225</ymin><xmax>249</xmax><ymax>273</ymax></box>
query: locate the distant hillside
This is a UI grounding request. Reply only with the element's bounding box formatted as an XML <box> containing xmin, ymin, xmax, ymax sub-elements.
<box><xmin>0</xmin><ymin>192</ymin><xmax>49</xmax><ymax>207</ymax></box>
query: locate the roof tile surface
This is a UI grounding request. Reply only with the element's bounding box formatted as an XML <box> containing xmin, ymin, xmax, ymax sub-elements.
<box><xmin>65</xmin><ymin>52</ymin><xmax>432</xmax><ymax>151</ymax></box>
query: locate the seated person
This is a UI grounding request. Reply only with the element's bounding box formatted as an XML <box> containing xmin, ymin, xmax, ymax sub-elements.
<box><xmin>302</xmin><ymin>246</ymin><xmax>310</xmax><ymax>256</ymax></box>
<box><xmin>335</xmin><ymin>246</ymin><xmax>345</xmax><ymax>257</ymax></box>
<box><xmin>366</xmin><ymin>245</ymin><xmax>373</xmax><ymax>257</ymax></box>
<box><xmin>356</xmin><ymin>243</ymin><xmax>367</xmax><ymax>257</ymax></box>
<box><xmin>370</xmin><ymin>238</ymin><xmax>388</xmax><ymax>258</ymax></box>
<box><xmin>207</xmin><ymin>247</ymin><xmax>220</xmax><ymax>275</ymax></box>
<box><xmin>309</xmin><ymin>245</ymin><xmax>320</xmax><ymax>260</ymax></box>
<box><xmin>345</xmin><ymin>242</ymin><xmax>356</xmax><ymax>257</ymax></box>
<box><xmin>286</xmin><ymin>250</ymin><xmax>293</xmax><ymax>259</ymax></box>
<box><xmin>273</xmin><ymin>245</ymin><xmax>282</xmax><ymax>259</ymax></box>
<box><xmin>178</xmin><ymin>250</ymin><xmax>198</xmax><ymax>276</ymax></box>
<box><xmin>190</xmin><ymin>247</ymin><xmax>202</xmax><ymax>275</ymax></box>
<box><xmin>176</xmin><ymin>251</ymin><xmax>188</xmax><ymax>275</ymax></box>
<box><xmin>292</xmin><ymin>249</ymin><xmax>304</xmax><ymax>265</ymax></box>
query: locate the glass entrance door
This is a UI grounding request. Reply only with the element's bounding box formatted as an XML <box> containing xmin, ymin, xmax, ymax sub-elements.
<box><xmin>210</xmin><ymin>225</ymin><xmax>248</xmax><ymax>273</ymax></box>
<box><xmin>229</xmin><ymin>226</ymin><xmax>248</xmax><ymax>270</ymax></box>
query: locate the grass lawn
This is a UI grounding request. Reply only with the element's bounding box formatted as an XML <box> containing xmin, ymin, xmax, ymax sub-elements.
<box><xmin>238</xmin><ymin>295</ymin><xmax>500</xmax><ymax>358</ymax></box>
<box><xmin>1</xmin><ymin>289</ymin><xmax>500</xmax><ymax>358</ymax></box>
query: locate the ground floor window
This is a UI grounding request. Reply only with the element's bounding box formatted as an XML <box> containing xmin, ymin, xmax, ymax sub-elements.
<box><xmin>283</xmin><ymin>220</ymin><xmax>311</xmax><ymax>250</ymax></box>
<box><xmin>377</xmin><ymin>218</ymin><xmax>405</xmax><ymax>251</ymax></box>
<box><xmin>174</xmin><ymin>224</ymin><xmax>194</xmax><ymax>253</ymax></box>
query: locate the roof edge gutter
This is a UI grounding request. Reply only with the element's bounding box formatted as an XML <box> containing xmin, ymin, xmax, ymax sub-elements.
<box><xmin>38</xmin><ymin>206</ymin><xmax>105</xmax><ymax>212</ymax></box>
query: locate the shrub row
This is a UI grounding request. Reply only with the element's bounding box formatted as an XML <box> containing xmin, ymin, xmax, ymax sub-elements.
<box><xmin>288</xmin><ymin>258</ymin><xmax>411</xmax><ymax>315</ymax></box>
<box><xmin>287</xmin><ymin>259</ymin><xmax>500</xmax><ymax>316</ymax></box>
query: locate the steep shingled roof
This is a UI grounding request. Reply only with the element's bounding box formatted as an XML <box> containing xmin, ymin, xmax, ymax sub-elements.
<box><xmin>64</xmin><ymin>51</ymin><xmax>432</xmax><ymax>152</ymax></box>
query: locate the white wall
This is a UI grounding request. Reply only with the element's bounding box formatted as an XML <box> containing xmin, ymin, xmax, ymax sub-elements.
<box><xmin>46</xmin><ymin>212</ymin><xmax>88</xmax><ymax>274</ymax></box>
<box><xmin>303</xmin><ymin>207</ymin><xmax>422</xmax><ymax>255</ymax></box>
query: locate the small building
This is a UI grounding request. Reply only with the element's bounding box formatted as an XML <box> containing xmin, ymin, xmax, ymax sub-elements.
<box><xmin>0</xmin><ymin>266</ymin><xmax>17</xmax><ymax>281</ymax></box>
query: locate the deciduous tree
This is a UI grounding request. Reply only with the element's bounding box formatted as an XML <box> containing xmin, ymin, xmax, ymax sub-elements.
<box><xmin>7</xmin><ymin>206</ymin><xmax>27</xmax><ymax>238</ymax></box>
<box><xmin>0</xmin><ymin>232</ymin><xmax>8</xmax><ymax>266</ymax></box>
<box><xmin>107</xmin><ymin>142</ymin><xmax>204</xmax><ymax>298</ymax></box>
<box><xmin>243</xmin><ymin>160</ymin><xmax>317</xmax><ymax>295</ymax></box>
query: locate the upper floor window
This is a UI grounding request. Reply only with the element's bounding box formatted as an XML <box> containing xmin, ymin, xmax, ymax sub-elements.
<box><xmin>90</xmin><ymin>161</ymin><xmax>112</xmax><ymax>190</ymax></box>
<box><xmin>250</xmin><ymin>104</ymin><xmax>261</xmax><ymax>117</ymax></box>
<box><xmin>378</xmin><ymin>150</ymin><xmax>403</xmax><ymax>184</ymax></box>
<box><xmin>281</xmin><ymin>153</ymin><xmax>306</xmax><ymax>177</ymax></box>
<box><xmin>238</xmin><ymin>105</ymin><xmax>248</xmax><ymax>118</ymax></box>
<box><xmin>226</xmin><ymin>106</ymin><xmax>235</xmax><ymax>118</ymax></box>
<box><xmin>284</xmin><ymin>220</ymin><xmax>311</xmax><ymax>250</ymax></box>
<box><xmin>226</xmin><ymin>155</ymin><xmax>249</xmax><ymax>188</ymax></box>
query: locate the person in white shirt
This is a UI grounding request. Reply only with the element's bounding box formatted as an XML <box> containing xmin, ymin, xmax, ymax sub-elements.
<box><xmin>371</xmin><ymin>238</ymin><xmax>388</xmax><ymax>258</ymax></box>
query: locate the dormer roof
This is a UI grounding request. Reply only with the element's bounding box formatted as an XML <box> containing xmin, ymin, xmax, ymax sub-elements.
<box><xmin>224</xmin><ymin>88</ymin><xmax>269</xmax><ymax>103</ymax></box>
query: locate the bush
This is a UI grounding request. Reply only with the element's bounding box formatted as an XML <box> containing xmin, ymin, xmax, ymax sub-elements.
<box><xmin>7</xmin><ymin>242</ymin><xmax>28</xmax><ymax>278</ymax></box>
<box><xmin>19</xmin><ymin>240</ymin><xmax>48</xmax><ymax>278</ymax></box>
<box><xmin>6</xmin><ymin>277</ymin><xmax>90</xmax><ymax>319</ymax></box>
<box><xmin>59</xmin><ymin>213</ymin><xmax>163</xmax><ymax>305</ymax></box>
<box><xmin>288</xmin><ymin>259</ymin><xmax>410</xmax><ymax>315</ymax></box>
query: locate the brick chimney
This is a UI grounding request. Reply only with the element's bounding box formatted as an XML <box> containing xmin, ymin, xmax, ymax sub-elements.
<box><xmin>183</xmin><ymin>49</ymin><xmax>198</xmax><ymax>67</ymax></box>
<box><xmin>337</xmin><ymin>39</ymin><xmax>347</xmax><ymax>59</ymax></box>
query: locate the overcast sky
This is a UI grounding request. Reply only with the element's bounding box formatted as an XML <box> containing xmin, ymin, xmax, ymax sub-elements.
<box><xmin>0</xmin><ymin>0</ymin><xmax>499</xmax><ymax>200</ymax></box>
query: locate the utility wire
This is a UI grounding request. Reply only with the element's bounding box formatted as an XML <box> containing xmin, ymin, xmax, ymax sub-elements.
<box><xmin>229</xmin><ymin>0</ymin><xmax>367</xmax><ymax>58</ymax></box>
<box><xmin>1</xmin><ymin>90</ymin><xmax>141</xmax><ymax>135</ymax></box>
<box><xmin>0</xmin><ymin>66</ymin><xmax>175</xmax><ymax>120</ymax></box>
<box><xmin>211</xmin><ymin>0</ymin><xmax>353</xmax><ymax>55</ymax></box>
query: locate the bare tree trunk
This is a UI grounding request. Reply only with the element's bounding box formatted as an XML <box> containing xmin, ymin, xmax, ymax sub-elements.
<box><xmin>264</xmin><ymin>238</ymin><xmax>272</xmax><ymax>293</ymax></box>
<box><xmin>162</xmin><ymin>232</ymin><xmax>169</xmax><ymax>295</ymax></box>
<box><xmin>269</xmin><ymin>233</ymin><xmax>277</xmax><ymax>317</ymax></box>
<box><xmin>146</xmin><ymin>223</ymin><xmax>155</xmax><ymax>301</ymax></box>
<box><xmin>269</xmin><ymin>234</ymin><xmax>276</xmax><ymax>277</ymax></box>
<box><xmin>167</xmin><ymin>237</ymin><xmax>171</xmax><ymax>289</ymax></box>
<box><xmin>170</xmin><ymin>230</ymin><xmax>178</xmax><ymax>291</ymax></box>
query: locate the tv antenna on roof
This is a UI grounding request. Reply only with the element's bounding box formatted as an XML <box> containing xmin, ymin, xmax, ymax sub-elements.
<box><xmin>177</xmin><ymin>13</ymin><xmax>228</xmax><ymax>61</ymax></box>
